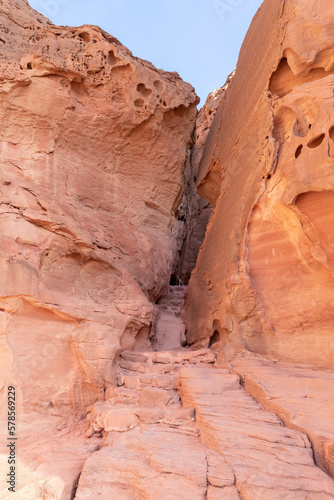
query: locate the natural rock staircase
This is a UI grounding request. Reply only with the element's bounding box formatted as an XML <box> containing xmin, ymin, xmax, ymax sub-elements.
<box><xmin>78</xmin><ymin>286</ymin><xmax>334</xmax><ymax>500</ymax></box>
<box><xmin>86</xmin><ymin>286</ymin><xmax>216</xmax><ymax>433</ymax></box>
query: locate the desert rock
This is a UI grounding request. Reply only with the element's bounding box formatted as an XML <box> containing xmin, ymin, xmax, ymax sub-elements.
<box><xmin>0</xmin><ymin>0</ymin><xmax>198</xmax><ymax>417</ymax></box>
<box><xmin>1</xmin><ymin>0</ymin><xmax>334</xmax><ymax>498</ymax></box>
<box><xmin>185</xmin><ymin>0</ymin><xmax>334</xmax><ymax>367</ymax></box>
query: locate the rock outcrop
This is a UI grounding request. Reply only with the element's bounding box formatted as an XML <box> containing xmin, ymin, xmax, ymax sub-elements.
<box><xmin>173</xmin><ymin>80</ymin><xmax>232</xmax><ymax>284</ymax></box>
<box><xmin>2</xmin><ymin>0</ymin><xmax>334</xmax><ymax>498</ymax></box>
<box><xmin>0</xmin><ymin>0</ymin><xmax>198</xmax><ymax>417</ymax></box>
<box><xmin>186</xmin><ymin>0</ymin><xmax>334</xmax><ymax>367</ymax></box>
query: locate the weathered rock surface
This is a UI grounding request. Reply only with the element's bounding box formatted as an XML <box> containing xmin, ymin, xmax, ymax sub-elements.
<box><xmin>1</xmin><ymin>0</ymin><xmax>334</xmax><ymax>498</ymax></box>
<box><xmin>76</xmin><ymin>301</ymin><xmax>219</xmax><ymax>499</ymax></box>
<box><xmin>194</xmin><ymin>72</ymin><xmax>234</xmax><ymax>206</ymax></box>
<box><xmin>175</xmin><ymin>81</ymin><xmax>232</xmax><ymax>284</ymax></box>
<box><xmin>0</xmin><ymin>413</ymin><xmax>99</xmax><ymax>499</ymax></box>
<box><xmin>75</xmin><ymin>426</ymin><xmax>208</xmax><ymax>500</ymax></box>
<box><xmin>185</xmin><ymin>0</ymin><xmax>334</xmax><ymax>368</ymax></box>
<box><xmin>0</xmin><ymin>0</ymin><xmax>198</xmax><ymax>418</ymax></box>
<box><xmin>177</xmin><ymin>365</ymin><xmax>334</xmax><ymax>498</ymax></box>
<box><xmin>232</xmin><ymin>353</ymin><xmax>334</xmax><ymax>479</ymax></box>
<box><xmin>153</xmin><ymin>285</ymin><xmax>187</xmax><ymax>350</ymax></box>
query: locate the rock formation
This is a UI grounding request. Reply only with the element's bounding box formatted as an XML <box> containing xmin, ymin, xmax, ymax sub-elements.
<box><xmin>1</xmin><ymin>0</ymin><xmax>334</xmax><ymax>498</ymax></box>
<box><xmin>173</xmin><ymin>78</ymin><xmax>233</xmax><ymax>284</ymax></box>
<box><xmin>186</xmin><ymin>0</ymin><xmax>334</xmax><ymax>368</ymax></box>
<box><xmin>0</xmin><ymin>0</ymin><xmax>198</xmax><ymax>417</ymax></box>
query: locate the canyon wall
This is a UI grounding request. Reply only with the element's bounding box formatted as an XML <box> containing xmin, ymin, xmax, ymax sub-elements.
<box><xmin>186</xmin><ymin>0</ymin><xmax>334</xmax><ymax>367</ymax></box>
<box><xmin>1</xmin><ymin>1</ymin><xmax>334</xmax><ymax>498</ymax></box>
<box><xmin>0</xmin><ymin>0</ymin><xmax>198</xmax><ymax>416</ymax></box>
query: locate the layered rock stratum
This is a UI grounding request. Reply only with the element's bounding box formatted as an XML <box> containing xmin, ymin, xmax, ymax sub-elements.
<box><xmin>1</xmin><ymin>0</ymin><xmax>334</xmax><ymax>498</ymax></box>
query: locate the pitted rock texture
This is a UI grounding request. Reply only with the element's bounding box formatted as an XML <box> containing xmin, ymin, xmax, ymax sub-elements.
<box><xmin>0</xmin><ymin>0</ymin><xmax>198</xmax><ymax>417</ymax></box>
<box><xmin>185</xmin><ymin>0</ymin><xmax>334</xmax><ymax>367</ymax></box>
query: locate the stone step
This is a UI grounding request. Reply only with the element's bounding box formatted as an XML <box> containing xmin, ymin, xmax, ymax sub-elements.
<box><xmin>87</xmin><ymin>403</ymin><xmax>139</xmax><ymax>433</ymax></box>
<box><xmin>120</xmin><ymin>348</ymin><xmax>217</xmax><ymax>366</ymax></box>
<box><xmin>170</xmin><ymin>285</ymin><xmax>187</xmax><ymax>293</ymax></box>
<box><xmin>117</xmin><ymin>372</ymin><xmax>177</xmax><ymax>391</ymax></box>
<box><xmin>118</xmin><ymin>359</ymin><xmax>184</xmax><ymax>376</ymax></box>
<box><xmin>154</xmin><ymin>312</ymin><xmax>186</xmax><ymax>350</ymax></box>
<box><xmin>117</xmin><ymin>358</ymin><xmax>148</xmax><ymax>373</ymax></box>
<box><xmin>134</xmin><ymin>407</ymin><xmax>195</xmax><ymax>426</ymax></box>
<box><xmin>86</xmin><ymin>401</ymin><xmax>193</xmax><ymax>433</ymax></box>
<box><xmin>106</xmin><ymin>386</ymin><xmax>182</xmax><ymax>408</ymax></box>
<box><xmin>158</xmin><ymin>299</ymin><xmax>183</xmax><ymax>308</ymax></box>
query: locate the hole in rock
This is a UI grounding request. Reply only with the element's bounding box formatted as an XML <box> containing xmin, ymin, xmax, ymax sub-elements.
<box><xmin>209</xmin><ymin>330</ymin><xmax>220</xmax><ymax>348</ymax></box>
<box><xmin>273</xmin><ymin>107</ymin><xmax>308</xmax><ymax>144</ymax></box>
<box><xmin>269</xmin><ymin>57</ymin><xmax>334</xmax><ymax>98</ymax></box>
<box><xmin>111</xmin><ymin>64</ymin><xmax>133</xmax><ymax>78</ymax></box>
<box><xmin>329</xmin><ymin>126</ymin><xmax>334</xmax><ymax>141</ymax></box>
<box><xmin>209</xmin><ymin>319</ymin><xmax>223</xmax><ymax>349</ymax></box>
<box><xmin>169</xmin><ymin>274</ymin><xmax>180</xmax><ymax>286</ymax></box>
<box><xmin>108</xmin><ymin>50</ymin><xmax>117</xmax><ymax>66</ymax></box>
<box><xmin>295</xmin><ymin>145</ymin><xmax>303</xmax><ymax>158</ymax></box>
<box><xmin>134</xmin><ymin>98</ymin><xmax>144</xmax><ymax>108</ymax></box>
<box><xmin>78</xmin><ymin>32</ymin><xmax>90</xmax><ymax>42</ymax></box>
<box><xmin>293</xmin><ymin>120</ymin><xmax>309</xmax><ymax>138</ymax></box>
<box><xmin>137</xmin><ymin>83</ymin><xmax>152</xmax><ymax>98</ymax></box>
<box><xmin>153</xmin><ymin>80</ymin><xmax>163</xmax><ymax>92</ymax></box>
<box><xmin>71</xmin><ymin>80</ymin><xmax>89</xmax><ymax>95</ymax></box>
<box><xmin>174</xmin><ymin>105</ymin><xmax>188</xmax><ymax>116</ymax></box>
<box><xmin>27</xmin><ymin>62</ymin><xmax>32</xmax><ymax>70</ymax></box>
<box><xmin>134</xmin><ymin>325</ymin><xmax>151</xmax><ymax>351</ymax></box>
<box><xmin>307</xmin><ymin>134</ymin><xmax>325</xmax><ymax>149</ymax></box>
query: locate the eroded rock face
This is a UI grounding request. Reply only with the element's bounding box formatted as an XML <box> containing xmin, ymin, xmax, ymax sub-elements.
<box><xmin>174</xmin><ymin>83</ymin><xmax>230</xmax><ymax>284</ymax></box>
<box><xmin>186</xmin><ymin>0</ymin><xmax>334</xmax><ymax>367</ymax></box>
<box><xmin>0</xmin><ymin>0</ymin><xmax>198</xmax><ymax>416</ymax></box>
<box><xmin>195</xmin><ymin>73</ymin><xmax>234</xmax><ymax>206</ymax></box>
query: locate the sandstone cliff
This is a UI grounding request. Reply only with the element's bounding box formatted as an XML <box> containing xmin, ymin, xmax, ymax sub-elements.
<box><xmin>186</xmin><ymin>0</ymin><xmax>334</xmax><ymax>368</ymax></box>
<box><xmin>0</xmin><ymin>0</ymin><xmax>199</xmax><ymax>419</ymax></box>
<box><xmin>1</xmin><ymin>0</ymin><xmax>334</xmax><ymax>498</ymax></box>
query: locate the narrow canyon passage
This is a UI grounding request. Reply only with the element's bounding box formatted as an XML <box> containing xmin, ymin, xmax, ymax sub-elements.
<box><xmin>1</xmin><ymin>0</ymin><xmax>334</xmax><ymax>498</ymax></box>
<box><xmin>74</xmin><ymin>287</ymin><xmax>334</xmax><ymax>499</ymax></box>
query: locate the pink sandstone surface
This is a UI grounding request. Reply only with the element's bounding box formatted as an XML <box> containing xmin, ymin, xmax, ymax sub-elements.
<box><xmin>186</xmin><ymin>0</ymin><xmax>334</xmax><ymax>368</ymax></box>
<box><xmin>0</xmin><ymin>0</ymin><xmax>198</xmax><ymax>417</ymax></box>
<box><xmin>0</xmin><ymin>0</ymin><xmax>334</xmax><ymax>498</ymax></box>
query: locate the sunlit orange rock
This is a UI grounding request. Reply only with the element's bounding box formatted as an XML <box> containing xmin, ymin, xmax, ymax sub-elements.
<box><xmin>186</xmin><ymin>0</ymin><xmax>334</xmax><ymax>367</ymax></box>
<box><xmin>0</xmin><ymin>0</ymin><xmax>198</xmax><ymax>416</ymax></box>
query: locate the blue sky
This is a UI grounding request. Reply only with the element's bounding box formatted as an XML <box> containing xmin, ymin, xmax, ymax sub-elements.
<box><xmin>28</xmin><ymin>0</ymin><xmax>263</xmax><ymax>105</ymax></box>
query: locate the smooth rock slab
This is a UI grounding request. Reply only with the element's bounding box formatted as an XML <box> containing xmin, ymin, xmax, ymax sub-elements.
<box><xmin>177</xmin><ymin>366</ymin><xmax>334</xmax><ymax>499</ymax></box>
<box><xmin>232</xmin><ymin>353</ymin><xmax>334</xmax><ymax>478</ymax></box>
<box><xmin>75</xmin><ymin>426</ymin><xmax>208</xmax><ymax>499</ymax></box>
